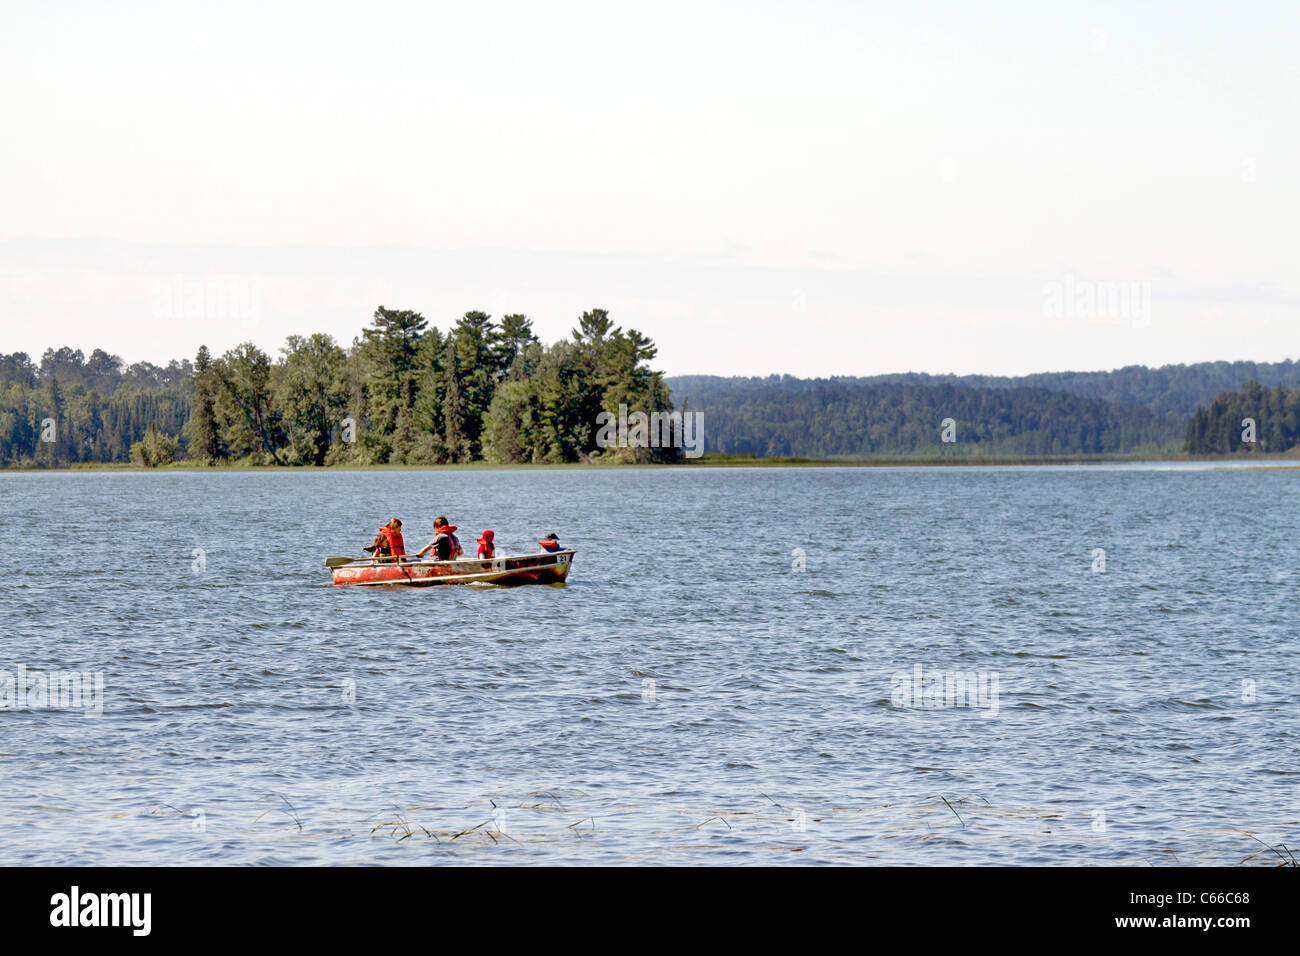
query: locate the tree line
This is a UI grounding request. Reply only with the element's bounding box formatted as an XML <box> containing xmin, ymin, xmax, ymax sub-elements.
<box><xmin>665</xmin><ymin>378</ymin><xmax>1175</xmax><ymax>458</ymax></box>
<box><xmin>1185</xmin><ymin>381</ymin><xmax>1300</xmax><ymax>454</ymax></box>
<box><xmin>0</xmin><ymin>348</ymin><xmax>192</xmax><ymax>466</ymax></box>
<box><xmin>4</xmin><ymin>324</ymin><xmax>1299</xmax><ymax>466</ymax></box>
<box><xmin>670</xmin><ymin>358</ymin><xmax>1300</xmax><ymax>423</ymax></box>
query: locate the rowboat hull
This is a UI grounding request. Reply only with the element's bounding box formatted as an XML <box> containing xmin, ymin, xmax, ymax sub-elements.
<box><xmin>330</xmin><ymin>550</ymin><xmax>575</xmax><ymax>587</ymax></box>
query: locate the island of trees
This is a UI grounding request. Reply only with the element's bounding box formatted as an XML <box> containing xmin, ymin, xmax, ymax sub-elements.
<box><xmin>0</xmin><ymin>308</ymin><xmax>674</xmax><ymax>468</ymax></box>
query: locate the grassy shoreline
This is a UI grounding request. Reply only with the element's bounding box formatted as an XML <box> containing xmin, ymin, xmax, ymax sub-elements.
<box><xmin>5</xmin><ymin>451</ymin><xmax>1300</xmax><ymax>474</ymax></box>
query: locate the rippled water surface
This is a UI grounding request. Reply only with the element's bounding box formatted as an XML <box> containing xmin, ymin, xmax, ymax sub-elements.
<box><xmin>1</xmin><ymin>466</ymin><xmax>1296</xmax><ymax>865</ymax></box>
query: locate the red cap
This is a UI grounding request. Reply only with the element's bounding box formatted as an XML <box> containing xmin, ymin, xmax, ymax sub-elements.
<box><xmin>477</xmin><ymin>529</ymin><xmax>494</xmax><ymax>542</ymax></box>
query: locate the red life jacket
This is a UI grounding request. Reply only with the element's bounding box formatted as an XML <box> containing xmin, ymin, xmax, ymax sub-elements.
<box><xmin>380</xmin><ymin>526</ymin><xmax>406</xmax><ymax>557</ymax></box>
<box><xmin>539</xmin><ymin>539</ymin><xmax>562</xmax><ymax>552</ymax></box>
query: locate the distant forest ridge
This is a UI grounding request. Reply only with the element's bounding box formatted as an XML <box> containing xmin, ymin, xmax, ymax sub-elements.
<box><xmin>665</xmin><ymin>360</ymin><xmax>1300</xmax><ymax>459</ymax></box>
<box><xmin>2</xmin><ymin>333</ymin><xmax>1298</xmax><ymax>466</ymax></box>
<box><xmin>669</xmin><ymin>359</ymin><xmax>1300</xmax><ymax>421</ymax></box>
<box><xmin>667</xmin><ymin>380</ymin><xmax>1172</xmax><ymax>458</ymax></box>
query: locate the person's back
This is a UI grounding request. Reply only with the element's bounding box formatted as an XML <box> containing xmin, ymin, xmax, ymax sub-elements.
<box><xmin>432</xmin><ymin>528</ymin><xmax>454</xmax><ymax>561</ymax></box>
<box><xmin>476</xmin><ymin>530</ymin><xmax>495</xmax><ymax>559</ymax></box>
<box><xmin>539</xmin><ymin>533</ymin><xmax>562</xmax><ymax>553</ymax></box>
<box><xmin>417</xmin><ymin>517</ymin><xmax>460</xmax><ymax>561</ymax></box>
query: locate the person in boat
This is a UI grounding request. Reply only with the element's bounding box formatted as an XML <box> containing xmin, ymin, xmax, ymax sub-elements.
<box><xmin>415</xmin><ymin>516</ymin><xmax>462</xmax><ymax>562</ymax></box>
<box><xmin>365</xmin><ymin>518</ymin><xmax>406</xmax><ymax>562</ymax></box>
<box><xmin>539</xmin><ymin>533</ymin><xmax>563</xmax><ymax>553</ymax></box>
<box><xmin>476</xmin><ymin>529</ymin><xmax>495</xmax><ymax>560</ymax></box>
<box><xmin>439</xmin><ymin>517</ymin><xmax>463</xmax><ymax>559</ymax></box>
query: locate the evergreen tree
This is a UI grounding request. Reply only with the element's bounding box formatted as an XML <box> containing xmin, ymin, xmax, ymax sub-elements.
<box><xmin>358</xmin><ymin>306</ymin><xmax>427</xmax><ymax>462</ymax></box>
<box><xmin>441</xmin><ymin>340</ymin><xmax>469</xmax><ymax>461</ymax></box>
<box><xmin>446</xmin><ymin>311</ymin><xmax>507</xmax><ymax>459</ymax></box>
<box><xmin>409</xmin><ymin>327</ymin><xmax>449</xmax><ymax>463</ymax></box>
<box><xmin>499</xmin><ymin>314</ymin><xmax>539</xmax><ymax>380</ymax></box>
<box><xmin>185</xmin><ymin>345</ymin><xmax>223</xmax><ymax>463</ymax></box>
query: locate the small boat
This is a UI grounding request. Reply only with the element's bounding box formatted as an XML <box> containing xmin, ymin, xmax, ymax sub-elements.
<box><xmin>325</xmin><ymin>550</ymin><xmax>575</xmax><ymax>587</ymax></box>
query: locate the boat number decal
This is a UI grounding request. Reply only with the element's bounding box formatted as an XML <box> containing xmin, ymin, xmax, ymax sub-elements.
<box><xmin>557</xmin><ymin>553</ymin><xmax>569</xmax><ymax>564</ymax></box>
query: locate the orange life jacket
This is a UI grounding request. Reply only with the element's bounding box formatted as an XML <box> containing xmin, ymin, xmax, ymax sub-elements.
<box><xmin>380</xmin><ymin>526</ymin><xmax>406</xmax><ymax>557</ymax></box>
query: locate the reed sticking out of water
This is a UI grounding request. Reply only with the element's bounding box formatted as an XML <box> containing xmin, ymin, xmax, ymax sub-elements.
<box><xmin>1236</xmin><ymin>830</ymin><xmax>1297</xmax><ymax>866</ymax></box>
<box><xmin>250</xmin><ymin>793</ymin><xmax>302</xmax><ymax>832</ymax></box>
<box><xmin>939</xmin><ymin>795</ymin><xmax>966</xmax><ymax>828</ymax></box>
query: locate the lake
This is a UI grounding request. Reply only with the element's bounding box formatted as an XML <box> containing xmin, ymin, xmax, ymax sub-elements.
<box><xmin>1</xmin><ymin>464</ymin><xmax>1296</xmax><ymax>865</ymax></box>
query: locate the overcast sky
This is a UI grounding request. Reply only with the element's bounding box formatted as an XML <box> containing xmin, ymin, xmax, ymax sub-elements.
<box><xmin>1</xmin><ymin>0</ymin><xmax>1296</xmax><ymax>377</ymax></box>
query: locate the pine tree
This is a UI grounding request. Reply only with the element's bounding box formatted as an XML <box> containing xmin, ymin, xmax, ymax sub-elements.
<box><xmin>359</xmin><ymin>306</ymin><xmax>427</xmax><ymax>461</ymax></box>
<box><xmin>499</xmin><ymin>314</ymin><xmax>539</xmax><ymax>380</ymax></box>
<box><xmin>185</xmin><ymin>345</ymin><xmax>222</xmax><ymax>463</ymax></box>
<box><xmin>441</xmin><ymin>340</ymin><xmax>467</xmax><ymax>461</ymax></box>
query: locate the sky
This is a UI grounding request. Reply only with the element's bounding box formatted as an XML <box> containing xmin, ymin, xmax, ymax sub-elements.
<box><xmin>1</xmin><ymin>0</ymin><xmax>1296</xmax><ymax>377</ymax></box>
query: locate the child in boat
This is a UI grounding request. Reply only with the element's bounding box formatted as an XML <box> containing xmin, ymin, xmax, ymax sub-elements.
<box><xmin>365</xmin><ymin>518</ymin><xmax>406</xmax><ymax>562</ymax></box>
<box><xmin>442</xmin><ymin>518</ymin><xmax>463</xmax><ymax>559</ymax></box>
<box><xmin>539</xmin><ymin>533</ymin><xmax>563</xmax><ymax>553</ymax></box>
<box><xmin>416</xmin><ymin>517</ymin><xmax>463</xmax><ymax>561</ymax></box>
<box><xmin>476</xmin><ymin>530</ymin><xmax>495</xmax><ymax>560</ymax></box>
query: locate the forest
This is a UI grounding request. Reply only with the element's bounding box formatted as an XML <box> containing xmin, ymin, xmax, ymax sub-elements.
<box><xmin>0</xmin><ymin>308</ymin><xmax>674</xmax><ymax>467</ymax></box>
<box><xmin>1184</xmin><ymin>381</ymin><xmax>1300</xmax><ymax>454</ymax></box>
<box><xmin>670</xmin><ymin>365</ymin><xmax>1300</xmax><ymax>459</ymax></box>
<box><xmin>0</xmin><ymin>348</ymin><xmax>192</xmax><ymax>467</ymax></box>
<box><xmin>664</xmin><ymin>378</ymin><xmax>1175</xmax><ymax>458</ymax></box>
<box><xmin>670</xmin><ymin>358</ymin><xmax>1300</xmax><ymax>426</ymax></box>
<box><xmin>2</xmin><ymin>309</ymin><xmax>1298</xmax><ymax>466</ymax></box>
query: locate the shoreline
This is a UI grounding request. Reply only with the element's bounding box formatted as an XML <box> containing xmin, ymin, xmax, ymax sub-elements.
<box><xmin>5</xmin><ymin>453</ymin><xmax>1300</xmax><ymax>474</ymax></box>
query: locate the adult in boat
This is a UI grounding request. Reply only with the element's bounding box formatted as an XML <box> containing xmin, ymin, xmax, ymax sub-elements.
<box><xmin>366</xmin><ymin>518</ymin><xmax>406</xmax><ymax>562</ymax></box>
<box><xmin>415</xmin><ymin>516</ymin><xmax>462</xmax><ymax>562</ymax></box>
<box><xmin>476</xmin><ymin>530</ymin><xmax>495</xmax><ymax>559</ymax></box>
<box><xmin>539</xmin><ymin>533</ymin><xmax>563</xmax><ymax>553</ymax></box>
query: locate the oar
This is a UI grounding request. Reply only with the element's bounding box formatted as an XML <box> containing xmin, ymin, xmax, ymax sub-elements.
<box><xmin>324</xmin><ymin>554</ymin><xmax>410</xmax><ymax>568</ymax></box>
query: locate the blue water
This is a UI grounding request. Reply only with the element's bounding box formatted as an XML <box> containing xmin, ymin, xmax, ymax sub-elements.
<box><xmin>1</xmin><ymin>465</ymin><xmax>1296</xmax><ymax>865</ymax></box>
